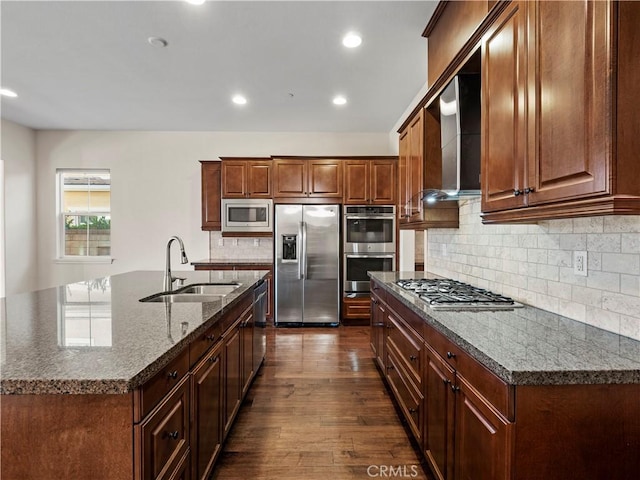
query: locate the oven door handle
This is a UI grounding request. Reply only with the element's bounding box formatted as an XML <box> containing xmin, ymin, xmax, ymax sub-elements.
<box><xmin>344</xmin><ymin>216</ymin><xmax>395</xmax><ymax>220</ymax></box>
<box><xmin>345</xmin><ymin>254</ymin><xmax>396</xmax><ymax>258</ymax></box>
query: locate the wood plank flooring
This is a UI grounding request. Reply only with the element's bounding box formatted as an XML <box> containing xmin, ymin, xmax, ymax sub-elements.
<box><xmin>211</xmin><ymin>325</ymin><xmax>433</xmax><ymax>480</ymax></box>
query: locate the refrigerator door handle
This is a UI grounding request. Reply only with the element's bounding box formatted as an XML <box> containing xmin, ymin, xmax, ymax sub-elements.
<box><xmin>298</xmin><ymin>221</ymin><xmax>304</xmax><ymax>280</ymax></box>
<box><xmin>302</xmin><ymin>221</ymin><xmax>308</xmax><ymax>279</ymax></box>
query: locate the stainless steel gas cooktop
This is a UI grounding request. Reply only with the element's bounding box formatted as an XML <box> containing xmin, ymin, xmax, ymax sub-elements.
<box><xmin>395</xmin><ymin>278</ymin><xmax>523</xmax><ymax>310</ymax></box>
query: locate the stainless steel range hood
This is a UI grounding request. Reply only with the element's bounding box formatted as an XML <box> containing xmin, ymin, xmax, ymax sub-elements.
<box><xmin>425</xmin><ymin>73</ymin><xmax>481</xmax><ymax>204</ymax></box>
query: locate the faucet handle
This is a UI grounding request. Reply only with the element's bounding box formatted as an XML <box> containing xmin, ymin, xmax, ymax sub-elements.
<box><xmin>174</xmin><ymin>276</ymin><xmax>187</xmax><ymax>286</ymax></box>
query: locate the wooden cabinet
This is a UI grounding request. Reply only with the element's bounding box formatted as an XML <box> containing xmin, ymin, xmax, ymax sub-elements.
<box><xmin>200</xmin><ymin>161</ymin><xmax>222</xmax><ymax>231</ymax></box>
<box><xmin>240</xmin><ymin>303</ymin><xmax>254</xmax><ymax>397</ymax></box>
<box><xmin>272</xmin><ymin>157</ymin><xmax>343</xmax><ymax>201</ymax></box>
<box><xmin>481</xmin><ymin>0</ymin><xmax>640</xmax><ymax>222</ymax></box>
<box><xmin>370</xmin><ymin>289</ymin><xmax>386</xmax><ymax>371</ymax></box>
<box><xmin>220</xmin><ymin>158</ymin><xmax>272</xmax><ymax>198</ymax></box>
<box><xmin>343</xmin><ymin>158</ymin><xmax>397</xmax><ymax>205</ymax></box>
<box><xmin>191</xmin><ymin>342</ymin><xmax>223</xmax><ymax>480</ymax></box>
<box><xmin>398</xmin><ymin>111</ymin><xmax>424</xmax><ymax>222</ymax></box>
<box><xmin>223</xmin><ymin>319</ymin><xmax>242</xmax><ymax>439</ymax></box>
<box><xmin>342</xmin><ymin>295</ymin><xmax>371</xmax><ymax>326</ymax></box>
<box><xmin>136</xmin><ymin>376</ymin><xmax>190</xmax><ymax>480</ymax></box>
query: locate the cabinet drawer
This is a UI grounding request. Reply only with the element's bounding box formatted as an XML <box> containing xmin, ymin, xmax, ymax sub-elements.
<box><xmin>386</xmin><ymin>348</ymin><xmax>423</xmax><ymax>443</ymax></box>
<box><xmin>425</xmin><ymin>323</ymin><xmax>514</xmax><ymax>420</ymax></box>
<box><xmin>136</xmin><ymin>376</ymin><xmax>190</xmax><ymax>480</ymax></box>
<box><xmin>343</xmin><ymin>296</ymin><xmax>371</xmax><ymax>319</ymax></box>
<box><xmin>138</xmin><ymin>348</ymin><xmax>190</xmax><ymax>420</ymax></box>
<box><xmin>386</xmin><ymin>311</ymin><xmax>422</xmax><ymax>387</ymax></box>
<box><xmin>190</xmin><ymin>322</ymin><xmax>223</xmax><ymax>367</ymax></box>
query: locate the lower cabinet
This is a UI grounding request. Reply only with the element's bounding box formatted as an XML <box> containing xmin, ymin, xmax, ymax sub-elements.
<box><xmin>223</xmin><ymin>319</ymin><xmax>242</xmax><ymax>438</ymax></box>
<box><xmin>240</xmin><ymin>304</ymin><xmax>255</xmax><ymax>396</ymax></box>
<box><xmin>191</xmin><ymin>342</ymin><xmax>223</xmax><ymax>480</ymax></box>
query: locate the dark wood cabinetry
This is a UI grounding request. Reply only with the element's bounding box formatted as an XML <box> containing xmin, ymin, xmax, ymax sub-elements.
<box><xmin>200</xmin><ymin>161</ymin><xmax>222</xmax><ymax>231</ymax></box>
<box><xmin>191</xmin><ymin>342</ymin><xmax>223</xmax><ymax>480</ymax></box>
<box><xmin>272</xmin><ymin>157</ymin><xmax>343</xmax><ymax>201</ymax></box>
<box><xmin>222</xmin><ymin>319</ymin><xmax>242</xmax><ymax>439</ymax></box>
<box><xmin>240</xmin><ymin>304</ymin><xmax>254</xmax><ymax>397</ymax></box>
<box><xmin>343</xmin><ymin>158</ymin><xmax>397</xmax><ymax>205</ymax></box>
<box><xmin>481</xmin><ymin>0</ymin><xmax>640</xmax><ymax>222</ymax></box>
<box><xmin>220</xmin><ymin>158</ymin><xmax>272</xmax><ymax>198</ymax></box>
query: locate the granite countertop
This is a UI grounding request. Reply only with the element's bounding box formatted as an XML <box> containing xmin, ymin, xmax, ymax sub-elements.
<box><xmin>191</xmin><ymin>258</ymin><xmax>273</xmax><ymax>266</ymax></box>
<box><xmin>0</xmin><ymin>270</ymin><xmax>268</xmax><ymax>395</ymax></box>
<box><xmin>370</xmin><ymin>271</ymin><xmax>640</xmax><ymax>386</ymax></box>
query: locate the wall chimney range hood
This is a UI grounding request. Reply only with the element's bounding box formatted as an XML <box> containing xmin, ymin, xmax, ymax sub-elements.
<box><xmin>425</xmin><ymin>73</ymin><xmax>481</xmax><ymax>204</ymax></box>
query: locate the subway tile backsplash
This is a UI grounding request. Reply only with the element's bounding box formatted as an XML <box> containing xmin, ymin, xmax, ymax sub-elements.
<box><xmin>208</xmin><ymin>232</ymin><xmax>273</xmax><ymax>261</ymax></box>
<box><xmin>426</xmin><ymin>198</ymin><xmax>640</xmax><ymax>340</ymax></box>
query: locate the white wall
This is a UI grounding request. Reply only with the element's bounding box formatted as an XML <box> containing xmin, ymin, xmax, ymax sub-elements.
<box><xmin>34</xmin><ymin>130</ymin><xmax>394</xmax><ymax>289</ymax></box>
<box><xmin>427</xmin><ymin>198</ymin><xmax>640</xmax><ymax>341</ymax></box>
<box><xmin>1</xmin><ymin>119</ymin><xmax>38</xmax><ymax>295</ymax></box>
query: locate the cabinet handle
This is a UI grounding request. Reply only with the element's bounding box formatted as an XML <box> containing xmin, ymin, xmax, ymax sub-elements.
<box><xmin>209</xmin><ymin>355</ymin><xmax>219</xmax><ymax>363</ymax></box>
<box><xmin>513</xmin><ymin>189</ymin><xmax>523</xmax><ymax>197</ymax></box>
<box><xmin>446</xmin><ymin>351</ymin><xmax>456</xmax><ymax>359</ymax></box>
<box><xmin>524</xmin><ymin>187</ymin><xmax>535</xmax><ymax>194</ymax></box>
<box><xmin>166</xmin><ymin>430</ymin><xmax>180</xmax><ymax>440</ymax></box>
<box><xmin>167</xmin><ymin>370</ymin><xmax>179</xmax><ymax>380</ymax></box>
<box><xmin>386</xmin><ymin>365</ymin><xmax>394</xmax><ymax>370</ymax></box>
<box><xmin>409</xmin><ymin>355</ymin><xmax>417</xmax><ymax>361</ymax></box>
<box><xmin>450</xmin><ymin>384</ymin><xmax>460</xmax><ymax>393</ymax></box>
<box><xmin>205</xmin><ymin>334</ymin><xmax>216</xmax><ymax>341</ymax></box>
<box><xmin>443</xmin><ymin>378</ymin><xmax>451</xmax><ymax>386</ymax></box>
<box><xmin>409</xmin><ymin>407</ymin><xmax>417</xmax><ymax>413</ymax></box>
<box><xmin>372</xmin><ymin>299</ymin><xmax>378</xmax><ymax>305</ymax></box>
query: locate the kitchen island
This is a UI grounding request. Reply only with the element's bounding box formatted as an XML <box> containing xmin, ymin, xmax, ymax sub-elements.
<box><xmin>370</xmin><ymin>271</ymin><xmax>640</xmax><ymax>480</ymax></box>
<box><xmin>1</xmin><ymin>270</ymin><xmax>268</xmax><ymax>480</ymax></box>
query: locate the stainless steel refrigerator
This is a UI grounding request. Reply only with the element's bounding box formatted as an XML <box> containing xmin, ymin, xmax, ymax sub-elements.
<box><xmin>275</xmin><ymin>204</ymin><xmax>340</xmax><ymax>326</ymax></box>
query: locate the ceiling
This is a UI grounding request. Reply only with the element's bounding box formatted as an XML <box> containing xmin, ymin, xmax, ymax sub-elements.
<box><xmin>1</xmin><ymin>0</ymin><xmax>437</xmax><ymax>132</ymax></box>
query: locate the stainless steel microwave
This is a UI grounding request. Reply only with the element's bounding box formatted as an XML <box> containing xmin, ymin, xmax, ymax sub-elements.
<box><xmin>222</xmin><ymin>199</ymin><xmax>273</xmax><ymax>233</ymax></box>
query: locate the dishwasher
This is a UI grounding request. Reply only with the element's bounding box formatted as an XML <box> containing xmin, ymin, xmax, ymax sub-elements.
<box><xmin>253</xmin><ymin>279</ymin><xmax>267</xmax><ymax>371</ymax></box>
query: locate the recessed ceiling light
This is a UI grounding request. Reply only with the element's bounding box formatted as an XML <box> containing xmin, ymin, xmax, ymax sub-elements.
<box><xmin>232</xmin><ymin>95</ymin><xmax>247</xmax><ymax>105</ymax></box>
<box><xmin>342</xmin><ymin>32</ymin><xmax>362</xmax><ymax>48</ymax></box>
<box><xmin>148</xmin><ymin>37</ymin><xmax>168</xmax><ymax>48</ymax></box>
<box><xmin>185</xmin><ymin>0</ymin><xmax>206</xmax><ymax>5</ymax></box>
<box><xmin>0</xmin><ymin>88</ymin><xmax>18</xmax><ymax>98</ymax></box>
<box><xmin>333</xmin><ymin>95</ymin><xmax>347</xmax><ymax>106</ymax></box>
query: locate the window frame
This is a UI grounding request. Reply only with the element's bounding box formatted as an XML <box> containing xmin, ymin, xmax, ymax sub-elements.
<box><xmin>56</xmin><ymin>168</ymin><xmax>112</xmax><ymax>263</ymax></box>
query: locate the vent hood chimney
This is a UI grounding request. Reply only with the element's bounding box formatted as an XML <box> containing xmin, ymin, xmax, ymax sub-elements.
<box><xmin>425</xmin><ymin>73</ymin><xmax>481</xmax><ymax>203</ymax></box>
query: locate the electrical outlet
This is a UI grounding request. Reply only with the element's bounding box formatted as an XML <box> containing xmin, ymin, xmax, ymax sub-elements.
<box><xmin>217</xmin><ymin>238</ymin><xmax>224</xmax><ymax>247</ymax></box>
<box><xmin>233</xmin><ymin>238</ymin><xmax>239</xmax><ymax>246</ymax></box>
<box><xmin>254</xmin><ymin>239</ymin><xmax>260</xmax><ymax>247</ymax></box>
<box><xmin>574</xmin><ymin>251</ymin><xmax>587</xmax><ymax>276</ymax></box>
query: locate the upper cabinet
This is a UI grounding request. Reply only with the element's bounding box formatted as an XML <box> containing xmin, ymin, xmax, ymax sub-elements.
<box><xmin>481</xmin><ymin>0</ymin><xmax>640</xmax><ymax>222</ymax></box>
<box><xmin>200</xmin><ymin>161</ymin><xmax>222</xmax><ymax>231</ymax></box>
<box><xmin>272</xmin><ymin>157</ymin><xmax>343</xmax><ymax>201</ymax></box>
<box><xmin>343</xmin><ymin>158</ymin><xmax>397</xmax><ymax>205</ymax></box>
<box><xmin>220</xmin><ymin>158</ymin><xmax>272</xmax><ymax>198</ymax></box>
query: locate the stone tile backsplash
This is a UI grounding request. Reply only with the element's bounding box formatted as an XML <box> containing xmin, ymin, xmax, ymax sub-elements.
<box><xmin>426</xmin><ymin>198</ymin><xmax>640</xmax><ymax>341</ymax></box>
<box><xmin>208</xmin><ymin>232</ymin><xmax>273</xmax><ymax>261</ymax></box>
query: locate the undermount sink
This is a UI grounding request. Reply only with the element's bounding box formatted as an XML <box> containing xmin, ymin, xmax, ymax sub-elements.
<box><xmin>139</xmin><ymin>282</ymin><xmax>242</xmax><ymax>303</ymax></box>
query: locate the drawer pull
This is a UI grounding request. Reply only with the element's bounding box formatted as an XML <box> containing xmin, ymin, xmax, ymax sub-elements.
<box><xmin>409</xmin><ymin>355</ymin><xmax>417</xmax><ymax>361</ymax></box>
<box><xmin>205</xmin><ymin>334</ymin><xmax>216</xmax><ymax>341</ymax></box>
<box><xmin>166</xmin><ymin>430</ymin><xmax>180</xmax><ymax>440</ymax></box>
<box><xmin>450</xmin><ymin>384</ymin><xmax>460</xmax><ymax>393</ymax></box>
<box><xmin>167</xmin><ymin>370</ymin><xmax>179</xmax><ymax>380</ymax></box>
<box><xmin>446</xmin><ymin>351</ymin><xmax>456</xmax><ymax>359</ymax></box>
<box><xmin>208</xmin><ymin>355</ymin><xmax>219</xmax><ymax>363</ymax></box>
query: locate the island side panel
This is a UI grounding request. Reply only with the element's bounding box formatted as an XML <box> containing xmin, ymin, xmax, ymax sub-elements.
<box><xmin>1</xmin><ymin>393</ymin><xmax>133</xmax><ymax>480</ymax></box>
<box><xmin>514</xmin><ymin>383</ymin><xmax>640</xmax><ymax>479</ymax></box>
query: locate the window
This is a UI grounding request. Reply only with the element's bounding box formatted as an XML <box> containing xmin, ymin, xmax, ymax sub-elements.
<box><xmin>57</xmin><ymin>169</ymin><xmax>111</xmax><ymax>261</ymax></box>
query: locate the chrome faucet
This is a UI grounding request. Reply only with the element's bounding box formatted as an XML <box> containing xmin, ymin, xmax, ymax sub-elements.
<box><xmin>164</xmin><ymin>236</ymin><xmax>189</xmax><ymax>292</ymax></box>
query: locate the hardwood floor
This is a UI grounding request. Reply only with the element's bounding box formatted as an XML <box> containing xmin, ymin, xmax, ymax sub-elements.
<box><xmin>211</xmin><ymin>325</ymin><xmax>433</xmax><ymax>480</ymax></box>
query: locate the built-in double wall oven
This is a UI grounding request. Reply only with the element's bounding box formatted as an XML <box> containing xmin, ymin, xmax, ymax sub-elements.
<box><xmin>343</xmin><ymin>205</ymin><xmax>396</xmax><ymax>293</ymax></box>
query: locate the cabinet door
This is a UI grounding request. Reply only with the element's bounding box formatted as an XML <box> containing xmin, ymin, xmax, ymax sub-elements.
<box><xmin>191</xmin><ymin>342</ymin><xmax>223</xmax><ymax>480</ymax></box>
<box><xmin>344</xmin><ymin>160</ymin><xmax>369</xmax><ymax>204</ymax></box>
<box><xmin>527</xmin><ymin>0</ymin><xmax>610</xmax><ymax>204</ymax></box>
<box><xmin>246</xmin><ymin>160</ymin><xmax>272</xmax><ymax>198</ymax></box>
<box><xmin>273</xmin><ymin>159</ymin><xmax>307</xmax><ymax>197</ymax></box>
<box><xmin>200</xmin><ymin>161</ymin><xmax>221</xmax><ymax>231</ymax></box>
<box><xmin>221</xmin><ymin>160</ymin><xmax>248</xmax><ymax>198</ymax></box>
<box><xmin>223</xmin><ymin>322</ymin><xmax>242</xmax><ymax>438</ymax></box>
<box><xmin>398</xmin><ymin>128</ymin><xmax>410</xmax><ymax>219</ymax></box>
<box><xmin>423</xmin><ymin>344</ymin><xmax>455</xmax><ymax>480</ymax></box>
<box><xmin>454</xmin><ymin>375</ymin><xmax>512</xmax><ymax>480</ymax></box>
<box><xmin>370</xmin><ymin>159</ymin><xmax>396</xmax><ymax>205</ymax></box>
<box><xmin>408</xmin><ymin>111</ymin><xmax>425</xmax><ymax>221</ymax></box>
<box><xmin>481</xmin><ymin>1</ymin><xmax>528</xmax><ymax>212</ymax></box>
<box><xmin>370</xmin><ymin>295</ymin><xmax>386</xmax><ymax>371</ymax></box>
<box><xmin>307</xmin><ymin>159</ymin><xmax>343</xmax><ymax>198</ymax></box>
